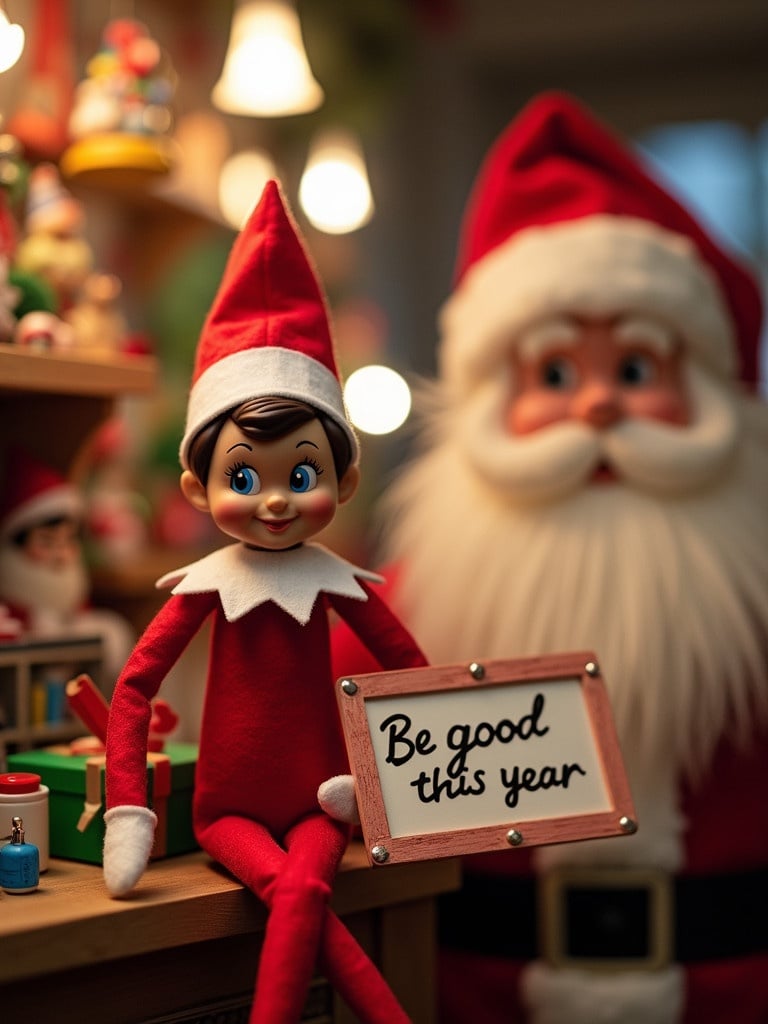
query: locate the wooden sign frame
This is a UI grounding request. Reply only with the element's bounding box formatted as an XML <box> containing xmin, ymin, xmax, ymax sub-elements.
<box><xmin>336</xmin><ymin>652</ymin><xmax>636</xmax><ymax>866</ymax></box>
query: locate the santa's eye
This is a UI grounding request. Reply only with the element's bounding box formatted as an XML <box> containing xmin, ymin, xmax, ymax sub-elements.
<box><xmin>619</xmin><ymin>353</ymin><xmax>656</xmax><ymax>386</ymax></box>
<box><xmin>541</xmin><ymin>357</ymin><xmax>577</xmax><ymax>389</ymax></box>
<box><xmin>290</xmin><ymin>461</ymin><xmax>320</xmax><ymax>493</ymax></box>
<box><xmin>227</xmin><ymin>464</ymin><xmax>260</xmax><ymax>495</ymax></box>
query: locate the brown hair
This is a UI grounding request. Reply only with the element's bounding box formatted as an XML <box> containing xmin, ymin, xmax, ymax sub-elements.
<box><xmin>187</xmin><ymin>396</ymin><xmax>352</xmax><ymax>486</ymax></box>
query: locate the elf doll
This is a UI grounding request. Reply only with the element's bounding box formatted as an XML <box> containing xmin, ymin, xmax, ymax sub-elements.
<box><xmin>103</xmin><ymin>181</ymin><xmax>427</xmax><ymax>1024</ymax></box>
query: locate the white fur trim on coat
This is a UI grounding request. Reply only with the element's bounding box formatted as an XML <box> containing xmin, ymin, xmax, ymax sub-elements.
<box><xmin>521</xmin><ymin>961</ymin><xmax>684</xmax><ymax>1024</ymax></box>
<box><xmin>439</xmin><ymin>215</ymin><xmax>736</xmax><ymax>390</ymax></box>
<box><xmin>180</xmin><ymin>345</ymin><xmax>358</xmax><ymax>469</ymax></box>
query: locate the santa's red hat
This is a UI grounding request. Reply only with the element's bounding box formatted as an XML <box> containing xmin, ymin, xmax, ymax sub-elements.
<box><xmin>440</xmin><ymin>92</ymin><xmax>762</xmax><ymax>389</ymax></box>
<box><xmin>0</xmin><ymin>447</ymin><xmax>83</xmax><ymax>540</ymax></box>
<box><xmin>180</xmin><ymin>180</ymin><xmax>358</xmax><ymax>470</ymax></box>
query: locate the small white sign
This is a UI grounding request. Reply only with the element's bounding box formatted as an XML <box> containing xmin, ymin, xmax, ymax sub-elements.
<box><xmin>337</xmin><ymin>653</ymin><xmax>636</xmax><ymax>866</ymax></box>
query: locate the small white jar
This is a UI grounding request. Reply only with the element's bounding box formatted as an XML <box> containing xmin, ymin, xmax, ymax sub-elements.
<box><xmin>0</xmin><ymin>773</ymin><xmax>49</xmax><ymax>871</ymax></box>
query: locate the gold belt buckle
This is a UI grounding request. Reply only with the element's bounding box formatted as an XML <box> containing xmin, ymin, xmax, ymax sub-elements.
<box><xmin>539</xmin><ymin>864</ymin><xmax>674</xmax><ymax>972</ymax></box>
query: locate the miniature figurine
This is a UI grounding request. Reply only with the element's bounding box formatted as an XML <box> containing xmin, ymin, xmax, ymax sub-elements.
<box><xmin>0</xmin><ymin>446</ymin><xmax>134</xmax><ymax>680</ymax></box>
<box><xmin>13</xmin><ymin>163</ymin><xmax>93</xmax><ymax>312</ymax></box>
<box><xmin>331</xmin><ymin>93</ymin><xmax>768</xmax><ymax>1023</ymax></box>
<box><xmin>62</xmin><ymin>18</ymin><xmax>176</xmax><ymax>183</ymax></box>
<box><xmin>103</xmin><ymin>181</ymin><xmax>427</xmax><ymax>1024</ymax></box>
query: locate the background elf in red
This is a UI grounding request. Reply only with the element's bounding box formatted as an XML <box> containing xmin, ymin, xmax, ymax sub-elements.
<box><xmin>103</xmin><ymin>181</ymin><xmax>427</xmax><ymax>1024</ymax></box>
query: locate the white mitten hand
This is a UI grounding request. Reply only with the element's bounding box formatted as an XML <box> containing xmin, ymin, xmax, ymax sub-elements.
<box><xmin>103</xmin><ymin>805</ymin><xmax>158</xmax><ymax>897</ymax></box>
<box><xmin>317</xmin><ymin>774</ymin><xmax>360</xmax><ymax>825</ymax></box>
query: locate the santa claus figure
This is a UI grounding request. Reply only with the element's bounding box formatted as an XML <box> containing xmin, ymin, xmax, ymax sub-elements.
<box><xmin>330</xmin><ymin>93</ymin><xmax>768</xmax><ymax>1023</ymax></box>
<box><xmin>103</xmin><ymin>181</ymin><xmax>427</xmax><ymax>1024</ymax></box>
<box><xmin>0</xmin><ymin>447</ymin><xmax>134</xmax><ymax>681</ymax></box>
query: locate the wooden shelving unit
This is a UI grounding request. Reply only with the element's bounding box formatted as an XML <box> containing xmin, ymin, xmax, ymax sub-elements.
<box><xmin>0</xmin><ymin>343</ymin><xmax>157</xmax><ymax>764</ymax></box>
<box><xmin>0</xmin><ymin>635</ymin><xmax>104</xmax><ymax>764</ymax></box>
<box><xmin>0</xmin><ymin>344</ymin><xmax>157</xmax><ymax>481</ymax></box>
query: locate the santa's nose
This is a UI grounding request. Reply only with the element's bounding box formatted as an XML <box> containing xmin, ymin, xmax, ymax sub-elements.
<box><xmin>572</xmin><ymin>380</ymin><xmax>623</xmax><ymax>429</ymax></box>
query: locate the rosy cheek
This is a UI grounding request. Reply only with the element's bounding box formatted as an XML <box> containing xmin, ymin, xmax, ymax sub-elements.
<box><xmin>211</xmin><ymin>493</ymin><xmax>250</xmax><ymax>525</ymax></box>
<box><xmin>626</xmin><ymin>387</ymin><xmax>690</xmax><ymax>426</ymax></box>
<box><xmin>506</xmin><ymin>391</ymin><xmax>571</xmax><ymax>435</ymax></box>
<box><xmin>302</xmin><ymin>491</ymin><xmax>336</xmax><ymax>520</ymax></box>
<box><xmin>24</xmin><ymin>545</ymin><xmax>49</xmax><ymax>565</ymax></box>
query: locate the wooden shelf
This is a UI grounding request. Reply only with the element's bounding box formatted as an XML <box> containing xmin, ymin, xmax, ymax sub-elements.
<box><xmin>0</xmin><ymin>344</ymin><xmax>158</xmax><ymax>478</ymax></box>
<box><xmin>0</xmin><ymin>343</ymin><xmax>157</xmax><ymax>398</ymax></box>
<box><xmin>0</xmin><ymin>845</ymin><xmax>461</xmax><ymax>1024</ymax></box>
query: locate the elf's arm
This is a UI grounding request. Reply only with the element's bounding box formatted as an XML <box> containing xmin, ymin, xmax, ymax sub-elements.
<box><xmin>329</xmin><ymin>580</ymin><xmax>428</xmax><ymax>672</ymax></box>
<box><xmin>320</xmin><ymin>582</ymin><xmax>428</xmax><ymax>823</ymax></box>
<box><xmin>103</xmin><ymin>591</ymin><xmax>214</xmax><ymax>896</ymax></box>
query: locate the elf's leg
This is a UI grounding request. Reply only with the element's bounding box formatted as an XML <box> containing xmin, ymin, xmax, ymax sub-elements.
<box><xmin>197</xmin><ymin>814</ymin><xmax>321</xmax><ymax>1023</ymax></box>
<box><xmin>279</xmin><ymin>815</ymin><xmax>411</xmax><ymax>1024</ymax></box>
<box><xmin>198</xmin><ymin>814</ymin><xmax>411</xmax><ymax>1024</ymax></box>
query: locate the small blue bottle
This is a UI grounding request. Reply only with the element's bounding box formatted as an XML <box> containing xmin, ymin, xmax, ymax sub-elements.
<box><xmin>0</xmin><ymin>816</ymin><xmax>40</xmax><ymax>894</ymax></box>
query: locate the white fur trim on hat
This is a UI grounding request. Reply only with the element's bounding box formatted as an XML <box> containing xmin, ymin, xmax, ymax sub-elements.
<box><xmin>1</xmin><ymin>485</ymin><xmax>83</xmax><ymax>541</ymax></box>
<box><xmin>180</xmin><ymin>345</ymin><xmax>359</xmax><ymax>470</ymax></box>
<box><xmin>439</xmin><ymin>214</ymin><xmax>736</xmax><ymax>390</ymax></box>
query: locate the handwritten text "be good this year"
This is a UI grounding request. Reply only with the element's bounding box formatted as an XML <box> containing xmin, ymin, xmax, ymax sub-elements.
<box><xmin>379</xmin><ymin>693</ymin><xmax>586</xmax><ymax>810</ymax></box>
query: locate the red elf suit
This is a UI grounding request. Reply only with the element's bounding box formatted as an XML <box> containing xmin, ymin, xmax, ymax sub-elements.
<box><xmin>332</xmin><ymin>94</ymin><xmax>768</xmax><ymax>1024</ymax></box>
<box><xmin>104</xmin><ymin>182</ymin><xmax>427</xmax><ymax>1024</ymax></box>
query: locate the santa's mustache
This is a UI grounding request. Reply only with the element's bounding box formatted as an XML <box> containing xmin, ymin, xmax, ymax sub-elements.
<box><xmin>458</xmin><ymin>364</ymin><xmax>740</xmax><ymax>504</ymax></box>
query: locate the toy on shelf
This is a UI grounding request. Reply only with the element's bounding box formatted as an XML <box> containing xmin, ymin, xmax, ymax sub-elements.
<box><xmin>10</xmin><ymin>162</ymin><xmax>137</xmax><ymax>357</ymax></box>
<box><xmin>0</xmin><ymin>446</ymin><xmax>134</xmax><ymax>683</ymax></box>
<box><xmin>7</xmin><ymin>672</ymin><xmax>194</xmax><ymax>866</ymax></box>
<box><xmin>103</xmin><ymin>181</ymin><xmax>428</xmax><ymax>1024</ymax></box>
<box><xmin>13</xmin><ymin>162</ymin><xmax>93</xmax><ymax>316</ymax></box>
<box><xmin>0</xmin><ymin>255</ymin><xmax>20</xmax><ymax>342</ymax></box>
<box><xmin>61</xmin><ymin>18</ymin><xmax>176</xmax><ymax>188</ymax></box>
<box><xmin>63</xmin><ymin>272</ymin><xmax>129</xmax><ymax>358</ymax></box>
<box><xmin>67</xmin><ymin>673</ymin><xmax>179</xmax><ymax>755</ymax></box>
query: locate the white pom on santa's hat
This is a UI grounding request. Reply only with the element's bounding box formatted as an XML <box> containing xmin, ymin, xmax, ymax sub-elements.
<box><xmin>179</xmin><ymin>179</ymin><xmax>358</xmax><ymax>470</ymax></box>
<box><xmin>0</xmin><ymin>446</ymin><xmax>83</xmax><ymax>541</ymax></box>
<box><xmin>440</xmin><ymin>92</ymin><xmax>762</xmax><ymax>391</ymax></box>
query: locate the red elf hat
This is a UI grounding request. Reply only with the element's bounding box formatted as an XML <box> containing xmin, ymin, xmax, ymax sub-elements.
<box><xmin>440</xmin><ymin>91</ymin><xmax>762</xmax><ymax>389</ymax></box>
<box><xmin>180</xmin><ymin>180</ymin><xmax>358</xmax><ymax>469</ymax></box>
<box><xmin>0</xmin><ymin>446</ymin><xmax>83</xmax><ymax>540</ymax></box>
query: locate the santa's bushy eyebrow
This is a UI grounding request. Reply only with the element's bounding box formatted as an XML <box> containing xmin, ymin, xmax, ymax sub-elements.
<box><xmin>518</xmin><ymin>317</ymin><xmax>580</xmax><ymax>362</ymax></box>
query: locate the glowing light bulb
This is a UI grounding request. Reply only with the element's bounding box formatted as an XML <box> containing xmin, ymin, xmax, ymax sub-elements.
<box><xmin>299</xmin><ymin>129</ymin><xmax>374</xmax><ymax>234</ymax></box>
<box><xmin>344</xmin><ymin>366</ymin><xmax>411</xmax><ymax>436</ymax></box>
<box><xmin>212</xmin><ymin>1</ymin><xmax>324</xmax><ymax>117</ymax></box>
<box><xmin>0</xmin><ymin>10</ymin><xmax>24</xmax><ymax>74</ymax></box>
<box><xmin>219</xmin><ymin>149</ymin><xmax>278</xmax><ymax>229</ymax></box>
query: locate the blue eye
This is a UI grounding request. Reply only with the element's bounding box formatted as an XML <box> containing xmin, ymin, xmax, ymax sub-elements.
<box><xmin>228</xmin><ymin>465</ymin><xmax>260</xmax><ymax>495</ymax></box>
<box><xmin>290</xmin><ymin>462</ymin><xmax>319</xmax><ymax>492</ymax></box>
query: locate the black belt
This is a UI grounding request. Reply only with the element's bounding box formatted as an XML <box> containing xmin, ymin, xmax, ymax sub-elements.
<box><xmin>438</xmin><ymin>866</ymin><xmax>768</xmax><ymax>969</ymax></box>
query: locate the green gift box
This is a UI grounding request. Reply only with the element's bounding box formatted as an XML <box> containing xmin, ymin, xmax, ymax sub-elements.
<box><xmin>7</xmin><ymin>742</ymin><xmax>199</xmax><ymax>865</ymax></box>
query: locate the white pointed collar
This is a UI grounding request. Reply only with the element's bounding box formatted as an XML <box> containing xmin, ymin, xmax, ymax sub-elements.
<box><xmin>156</xmin><ymin>542</ymin><xmax>383</xmax><ymax>625</ymax></box>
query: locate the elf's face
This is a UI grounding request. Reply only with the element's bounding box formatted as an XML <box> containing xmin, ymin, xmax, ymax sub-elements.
<box><xmin>506</xmin><ymin>314</ymin><xmax>690</xmax><ymax>437</ymax></box>
<box><xmin>181</xmin><ymin>416</ymin><xmax>359</xmax><ymax>550</ymax></box>
<box><xmin>22</xmin><ymin>519</ymin><xmax>81</xmax><ymax>569</ymax></box>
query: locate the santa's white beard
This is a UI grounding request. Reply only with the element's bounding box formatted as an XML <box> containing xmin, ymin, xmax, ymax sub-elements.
<box><xmin>0</xmin><ymin>543</ymin><xmax>89</xmax><ymax>625</ymax></box>
<box><xmin>381</xmin><ymin>367</ymin><xmax>768</xmax><ymax>795</ymax></box>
